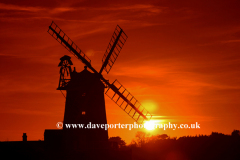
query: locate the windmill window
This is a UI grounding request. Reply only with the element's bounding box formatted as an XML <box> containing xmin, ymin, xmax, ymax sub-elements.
<box><xmin>82</xmin><ymin>111</ymin><xmax>86</xmax><ymax>115</ymax></box>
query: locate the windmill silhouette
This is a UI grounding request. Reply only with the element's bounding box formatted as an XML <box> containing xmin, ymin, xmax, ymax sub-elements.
<box><xmin>47</xmin><ymin>21</ymin><xmax>152</xmax><ymax>155</ymax></box>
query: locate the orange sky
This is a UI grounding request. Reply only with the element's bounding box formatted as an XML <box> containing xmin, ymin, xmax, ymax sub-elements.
<box><xmin>0</xmin><ymin>0</ymin><xmax>240</xmax><ymax>143</ymax></box>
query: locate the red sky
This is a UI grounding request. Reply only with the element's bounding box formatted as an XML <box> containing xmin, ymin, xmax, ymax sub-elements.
<box><xmin>0</xmin><ymin>0</ymin><xmax>240</xmax><ymax>143</ymax></box>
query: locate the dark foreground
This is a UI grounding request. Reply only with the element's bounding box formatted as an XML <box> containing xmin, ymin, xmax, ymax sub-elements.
<box><xmin>1</xmin><ymin>130</ymin><xmax>240</xmax><ymax>160</ymax></box>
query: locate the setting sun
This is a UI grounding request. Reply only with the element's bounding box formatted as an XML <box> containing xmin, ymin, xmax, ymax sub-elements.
<box><xmin>144</xmin><ymin>120</ymin><xmax>156</xmax><ymax>130</ymax></box>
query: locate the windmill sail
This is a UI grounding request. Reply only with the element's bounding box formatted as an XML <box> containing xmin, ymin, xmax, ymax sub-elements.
<box><xmin>48</xmin><ymin>21</ymin><xmax>152</xmax><ymax>124</ymax></box>
<box><xmin>105</xmin><ymin>80</ymin><xmax>152</xmax><ymax>124</ymax></box>
<box><xmin>48</xmin><ymin>21</ymin><xmax>91</xmax><ymax>65</ymax></box>
<box><xmin>99</xmin><ymin>25</ymin><xmax>128</xmax><ymax>74</ymax></box>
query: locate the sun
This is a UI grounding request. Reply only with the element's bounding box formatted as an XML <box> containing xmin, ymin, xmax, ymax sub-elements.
<box><xmin>144</xmin><ymin>120</ymin><xmax>156</xmax><ymax>130</ymax></box>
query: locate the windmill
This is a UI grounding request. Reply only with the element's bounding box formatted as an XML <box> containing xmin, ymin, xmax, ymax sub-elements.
<box><xmin>47</xmin><ymin>21</ymin><xmax>152</xmax><ymax>152</ymax></box>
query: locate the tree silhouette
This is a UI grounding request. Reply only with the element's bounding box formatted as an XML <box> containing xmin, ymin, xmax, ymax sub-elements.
<box><xmin>157</xmin><ymin>134</ymin><xmax>168</xmax><ymax>140</ymax></box>
<box><xmin>135</xmin><ymin>131</ymin><xmax>150</xmax><ymax>147</ymax></box>
<box><xmin>231</xmin><ymin>130</ymin><xmax>240</xmax><ymax>137</ymax></box>
<box><xmin>109</xmin><ymin>136</ymin><xmax>126</xmax><ymax>148</ymax></box>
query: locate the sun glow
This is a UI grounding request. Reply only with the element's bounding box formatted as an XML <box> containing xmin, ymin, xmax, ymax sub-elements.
<box><xmin>144</xmin><ymin>120</ymin><xmax>156</xmax><ymax>130</ymax></box>
<box><xmin>142</xmin><ymin>100</ymin><xmax>157</xmax><ymax>112</ymax></box>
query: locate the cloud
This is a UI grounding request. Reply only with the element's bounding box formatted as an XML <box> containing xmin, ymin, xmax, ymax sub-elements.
<box><xmin>0</xmin><ymin>2</ymin><xmax>76</xmax><ymax>16</ymax></box>
<box><xmin>0</xmin><ymin>3</ymin><xmax>45</xmax><ymax>12</ymax></box>
<box><xmin>112</xmin><ymin>66</ymin><xmax>165</xmax><ymax>78</ymax></box>
<box><xmin>49</xmin><ymin>7</ymin><xmax>76</xmax><ymax>14</ymax></box>
<box><xmin>101</xmin><ymin>4</ymin><xmax>164</xmax><ymax>14</ymax></box>
<box><xmin>221</xmin><ymin>39</ymin><xmax>240</xmax><ymax>44</ymax></box>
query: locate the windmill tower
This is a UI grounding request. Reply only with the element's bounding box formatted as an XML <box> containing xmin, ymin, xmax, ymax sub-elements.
<box><xmin>47</xmin><ymin>21</ymin><xmax>152</xmax><ymax>154</ymax></box>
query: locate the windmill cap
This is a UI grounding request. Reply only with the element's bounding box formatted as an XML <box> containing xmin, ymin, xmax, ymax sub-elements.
<box><xmin>58</xmin><ymin>55</ymin><xmax>73</xmax><ymax>66</ymax></box>
<box><xmin>60</xmin><ymin>55</ymin><xmax>71</xmax><ymax>61</ymax></box>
